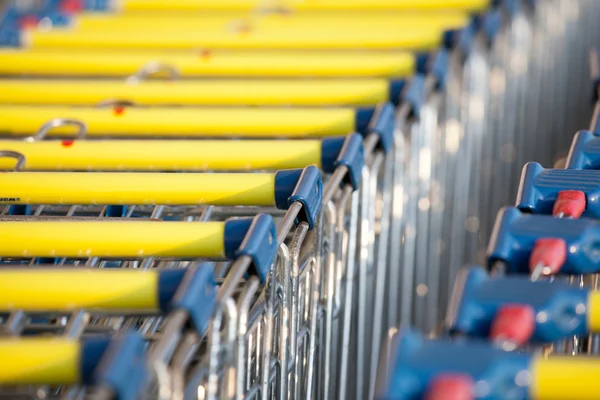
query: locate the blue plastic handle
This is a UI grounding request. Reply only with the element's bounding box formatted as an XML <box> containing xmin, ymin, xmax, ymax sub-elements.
<box><xmin>488</xmin><ymin>207</ymin><xmax>600</xmax><ymax>274</ymax></box>
<box><xmin>566</xmin><ymin>130</ymin><xmax>600</xmax><ymax>169</ymax></box>
<box><xmin>448</xmin><ymin>267</ymin><xmax>589</xmax><ymax>342</ymax></box>
<box><xmin>380</xmin><ymin>329</ymin><xmax>531</xmax><ymax>400</ymax></box>
<box><xmin>516</xmin><ymin>161</ymin><xmax>600</xmax><ymax>216</ymax></box>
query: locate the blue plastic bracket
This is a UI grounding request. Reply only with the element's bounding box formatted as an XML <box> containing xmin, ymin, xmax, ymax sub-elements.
<box><xmin>92</xmin><ymin>334</ymin><xmax>148</xmax><ymax>400</ymax></box>
<box><xmin>168</xmin><ymin>264</ymin><xmax>217</xmax><ymax>335</ymax></box>
<box><xmin>430</xmin><ymin>49</ymin><xmax>450</xmax><ymax>90</ymax></box>
<box><xmin>274</xmin><ymin>166</ymin><xmax>322</xmax><ymax>230</ymax></box>
<box><xmin>321</xmin><ymin>134</ymin><xmax>364</xmax><ymax>191</ymax></box>
<box><xmin>488</xmin><ymin>207</ymin><xmax>600</xmax><ymax>274</ymax></box>
<box><xmin>402</xmin><ymin>75</ymin><xmax>426</xmax><ymax>119</ymax></box>
<box><xmin>448</xmin><ymin>267</ymin><xmax>589</xmax><ymax>342</ymax></box>
<box><xmin>366</xmin><ymin>102</ymin><xmax>395</xmax><ymax>153</ymax></box>
<box><xmin>388</xmin><ymin>80</ymin><xmax>405</xmax><ymax>106</ymax></box>
<box><xmin>381</xmin><ymin>329</ymin><xmax>531</xmax><ymax>400</ymax></box>
<box><xmin>83</xmin><ymin>0</ymin><xmax>113</xmax><ymax>11</ymax></box>
<box><xmin>567</xmin><ymin>130</ymin><xmax>600</xmax><ymax>168</ymax></box>
<box><xmin>516</xmin><ymin>161</ymin><xmax>600</xmax><ymax>217</ymax></box>
<box><xmin>224</xmin><ymin>214</ymin><xmax>278</xmax><ymax>281</ymax></box>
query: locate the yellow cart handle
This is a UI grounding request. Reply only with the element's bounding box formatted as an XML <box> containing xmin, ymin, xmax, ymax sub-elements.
<box><xmin>0</xmin><ymin>138</ymin><xmax>352</xmax><ymax>171</ymax></box>
<box><xmin>0</xmin><ymin>338</ymin><xmax>80</xmax><ymax>385</ymax></box>
<box><xmin>0</xmin><ymin>268</ymin><xmax>160</xmax><ymax>311</ymax></box>
<box><xmin>0</xmin><ymin>171</ymin><xmax>279</xmax><ymax>206</ymax></box>
<box><xmin>71</xmin><ymin>11</ymin><xmax>470</xmax><ymax>33</ymax></box>
<box><xmin>0</xmin><ymin>219</ymin><xmax>226</xmax><ymax>258</ymax></box>
<box><xmin>0</xmin><ymin>219</ymin><xmax>240</xmax><ymax>259</ymax></box>
<box><xmin>0</xmin><ymin>165</ymin><xmax>323</xmax><ymax>206</ymax></box>
<box><xmin>0</xmin><ymin>335</ymin><xmax>145</xmax><ymax>390</ymax></box>
<box><xmin>0</xmin><ymin>49</ymin><xmax>414</xmax><ymax>78</ymax></box>
<box><xmin>24</xmin><ymin>25</ymin><xmax>441</xmax><ymax>50</ymax></box>
<box><xmin>0</xmin><ymin>266</ymin><xmax>212</xmax><ymax>311</ymax></box>
<box><xmin>0</xmin><ymin>105</ymin><xmax>356</xmax><ymax>137</ymax></box>
<box><xmin>531</xmin><ymin>355</ymin><xmax>600</xmax><ymax>400</ymax></box>
<box><xmin>0</xmin><ymin>78</ymin><xmax>389</xmax><ymax>107</ymax></box>
<box><xmin>116</xmin><ymin>0</ymin><xmax>489</xmax><ymax>12</ymax></box>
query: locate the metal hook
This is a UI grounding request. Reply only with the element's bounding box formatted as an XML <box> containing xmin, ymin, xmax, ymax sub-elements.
<box><xmin>127</xmin><ymin>62</ymin><xmax>180</xmax><ymax>84</ymax></box>
<box><xmin>28</xmin><ymin>119</ymin><xmax>88</xmax><ymax>142</ymax></box>
<box><xmin>0</xmin><ymin>151</ymin><xmax>26</xmax><ymax>171</ymax></box>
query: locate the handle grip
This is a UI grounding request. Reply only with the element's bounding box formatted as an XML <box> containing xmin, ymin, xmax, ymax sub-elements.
<box><xmin>383</xmin><ymin>329</ymin><xmax>600</xmax><ymax>400</ymax></box>
<box><xmin>516</xmin><ymin>162</ymin><xmax>600</xmax><ymax>217</ymax></box>
<box><xmin>26</xmin><ymin>25</ymin><xmax>442</xmax><ymax>50</ymax></box>
<box><xmin>0</xmin><ymin>335</ymin><xmax>147</xmax><ymax>398</ymax></box>
<box><xmin>383</xmin><ymin>329</ymin><xmax>531</xmax><ymax>400</ymax></box>
<box><xmin>447</xmin><ymin>267</ymin><xmax>590</xmax><ymax>342</ymax></box>
<box><xmin>0</xmin><ymin>105</ymin><xmax>355</xmax><ymax>137</ymax></box>
<box><xmin>566</xmin><ymin>130</ymin><xmax>600</xmax><ymax>170</ymax></box>
<box><xmin>0</xmin><ymin>135</ymin><xmax>359</xmax><ymax>174</ymax></box>
<box><xmin>116</xmin><ymin>0</ymin><xmax>489</xmax><ymax>12</ymax></box>
<box><xmin>488</xmin><ymin>207</ymin><xmax>600</xmax><ymax>275</ymax></box>
<box><xmin>0</xmin><ymin>78</ymin><xmax>388</xmax><ymax>107</ymax></box>
<box><xmin>0</xmin><ymin>50</ymin><xmax>415</xmax><ymax>78</ymax></box>
<box><xmin>0</xmin><ymin>215</ymin><xmax>275</xmax><ymax>264</ymax></box>
<box><xmin>74</xmin><ymin>12</ymin><xmax>470</xmax><ymax>32</ymax></box>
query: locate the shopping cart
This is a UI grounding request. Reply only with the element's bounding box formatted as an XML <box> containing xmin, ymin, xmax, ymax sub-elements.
<box><xmin>378</xmin><ymin>26</ymin><xmax>600</xmax><ymax>400</ymax></box>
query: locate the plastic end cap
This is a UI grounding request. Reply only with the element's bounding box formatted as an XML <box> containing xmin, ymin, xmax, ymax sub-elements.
<box><xmin>425</xmin><ymin>374</ymin><xmax>474</xmax><ymax>400</ymax></box>
<box><xmin>430</xmin><ymin>49</ymin><xmax>450</xmax><ymax>89</ymax></box>
<box><xmin>275</xmin><ymin>166</ymin><xmax>322</xmax><ymax>230</ymax></box>
<box><xmin>321</xmin><ymin>134</ymin><xmax>364</xmax><ymax>190</ymax></box>
<box><xmin>92</xmin><ymin>333</ymin><xmax>148</xmax><ymax>400</ymax></box>
<box><xmin>553</xmin><ymin>190</ymin><xmax>586</xmax><ymax>218</ymax></box>
<box><xmin>366</xmin><ymin>102</ymin><xmax>395</xmax><ymax>153</ymax></box>
<box><xmin>529</xmin><ymin>238</ymin><xmax>567</xmax><ymax>276</ymax></box>
<box><xmin>489</xmin><ymin>304</ymin><xmax>535</xmax><ymax>347</ymax></box>
<box><xmin>224</xmin><ymin>214</ymin><xmax>277</xmax><ymax>282</ymax></box>
<box><xmin>402</xmin><ymin>75</ymin><xmax>426</xmax><ymax>119</ymax></box>
<box><xmin>170</xmin><ymin>264</ymin><xmax>217</xmax><ymax>335</ymax></box>
<box><xmin>334</xmin><ymin>133</ymin><xmax>364</xmax><ymax>191</ymax></box>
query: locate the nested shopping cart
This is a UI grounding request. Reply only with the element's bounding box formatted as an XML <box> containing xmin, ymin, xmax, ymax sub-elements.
<box><xmin>378</xmin><ymin>32</ymin><xmax>600</xmax><ymax>400</ymax></box>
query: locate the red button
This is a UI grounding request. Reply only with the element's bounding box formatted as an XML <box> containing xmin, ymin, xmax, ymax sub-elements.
<box><xmin>425</xmin><ymin>374</ymin><xmax>474</xmax><ymax>400</ymax></box>
<box><xmin>490</xmin><ymin>304</ymin><xmax>535</xmax><ymax>346</ymax></box>
<box><xmin>553</xmin><ymin>190</ymin><xmax>586</xmax><ymax>218</ymax></box>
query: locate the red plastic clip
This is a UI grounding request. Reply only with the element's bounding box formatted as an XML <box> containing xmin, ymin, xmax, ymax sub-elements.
<box><xmin>529</xmin><ymin>237</ymin><xmax>567</xmax><ymax>277</ymax></box>
<box><xmin>552</xmin><ymin>190</ymin><xmax>586</xmax><ymax>218</ymax></box>
<box><xmin>425</xmin><ymin>374</ymin><xmax>474</xmax><ymax>400</ymax></box>
<box><xmin>59</xmin><ymin>0</ymin><xmax>83</xmax><ymax>14</ymax></box>
<box><xmin>489</xmin><ymin>304</ymin><xmax>535</xmax><ymax>347</ymax></box>
<box><xmin>18</xmin><ymin>16</ymin><xmax>38</xmax><ymax>30</ymax></box>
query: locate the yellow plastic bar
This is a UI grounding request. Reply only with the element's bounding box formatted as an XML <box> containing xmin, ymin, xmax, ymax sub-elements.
<box><xmin>0</xmin><ymin>220</ymin><xmax>226</xmax><ymax>258</ymax></box>
<box><xmin>0</xmin><ymin>140</ymin><xmax>322</xmax><ymax>171</ymax></box>
<box><xmin>587</xmin><ymin>291</ymin><xmax>600</xmax><ymax>332</ymax></box>
<box><xmin>0</xmin><ymin>105</ymin><xmax>355</xmax><ymax>137</ymax></box>
<box><xmin>530</xmin><ymin>355</ymin><xmax>600</xmax><ymax>400</ymax></box>
<box><xmin>24</xmin><ymin>26</ymin><xmax>441</xmax><ymax>50</ymax></box>
<box><xmin>0</xmin><ymin>78</ymin><xmax>388</xmax><ymax>106</ymax></box>
<box><xmin>0</xmin><ymin>172</ymin><xmax>276</xmax><ymax>206</ymax></box>
<box><xmin>118</xmin><ymin>0</ymin><xmax>489</xmax><ymax>12</ymax></box>
<box><xmin>0</xmin><ymin>338</ymin><xmax>79</xmax><ymax>385</ymax></box>
<box><xmin>0</xmin><ymin>49</ymin><xmax>414</xmax><ymax>78</ymax></box>
<box><xmin>0</xmin><ymin>269</ymin><xmax>158</xmax><ymax>311</ymax></box>
<box><xmin>73</xmin><ymin>11</ymin><xmax>470</xmax><ymax>32</ymax></box>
